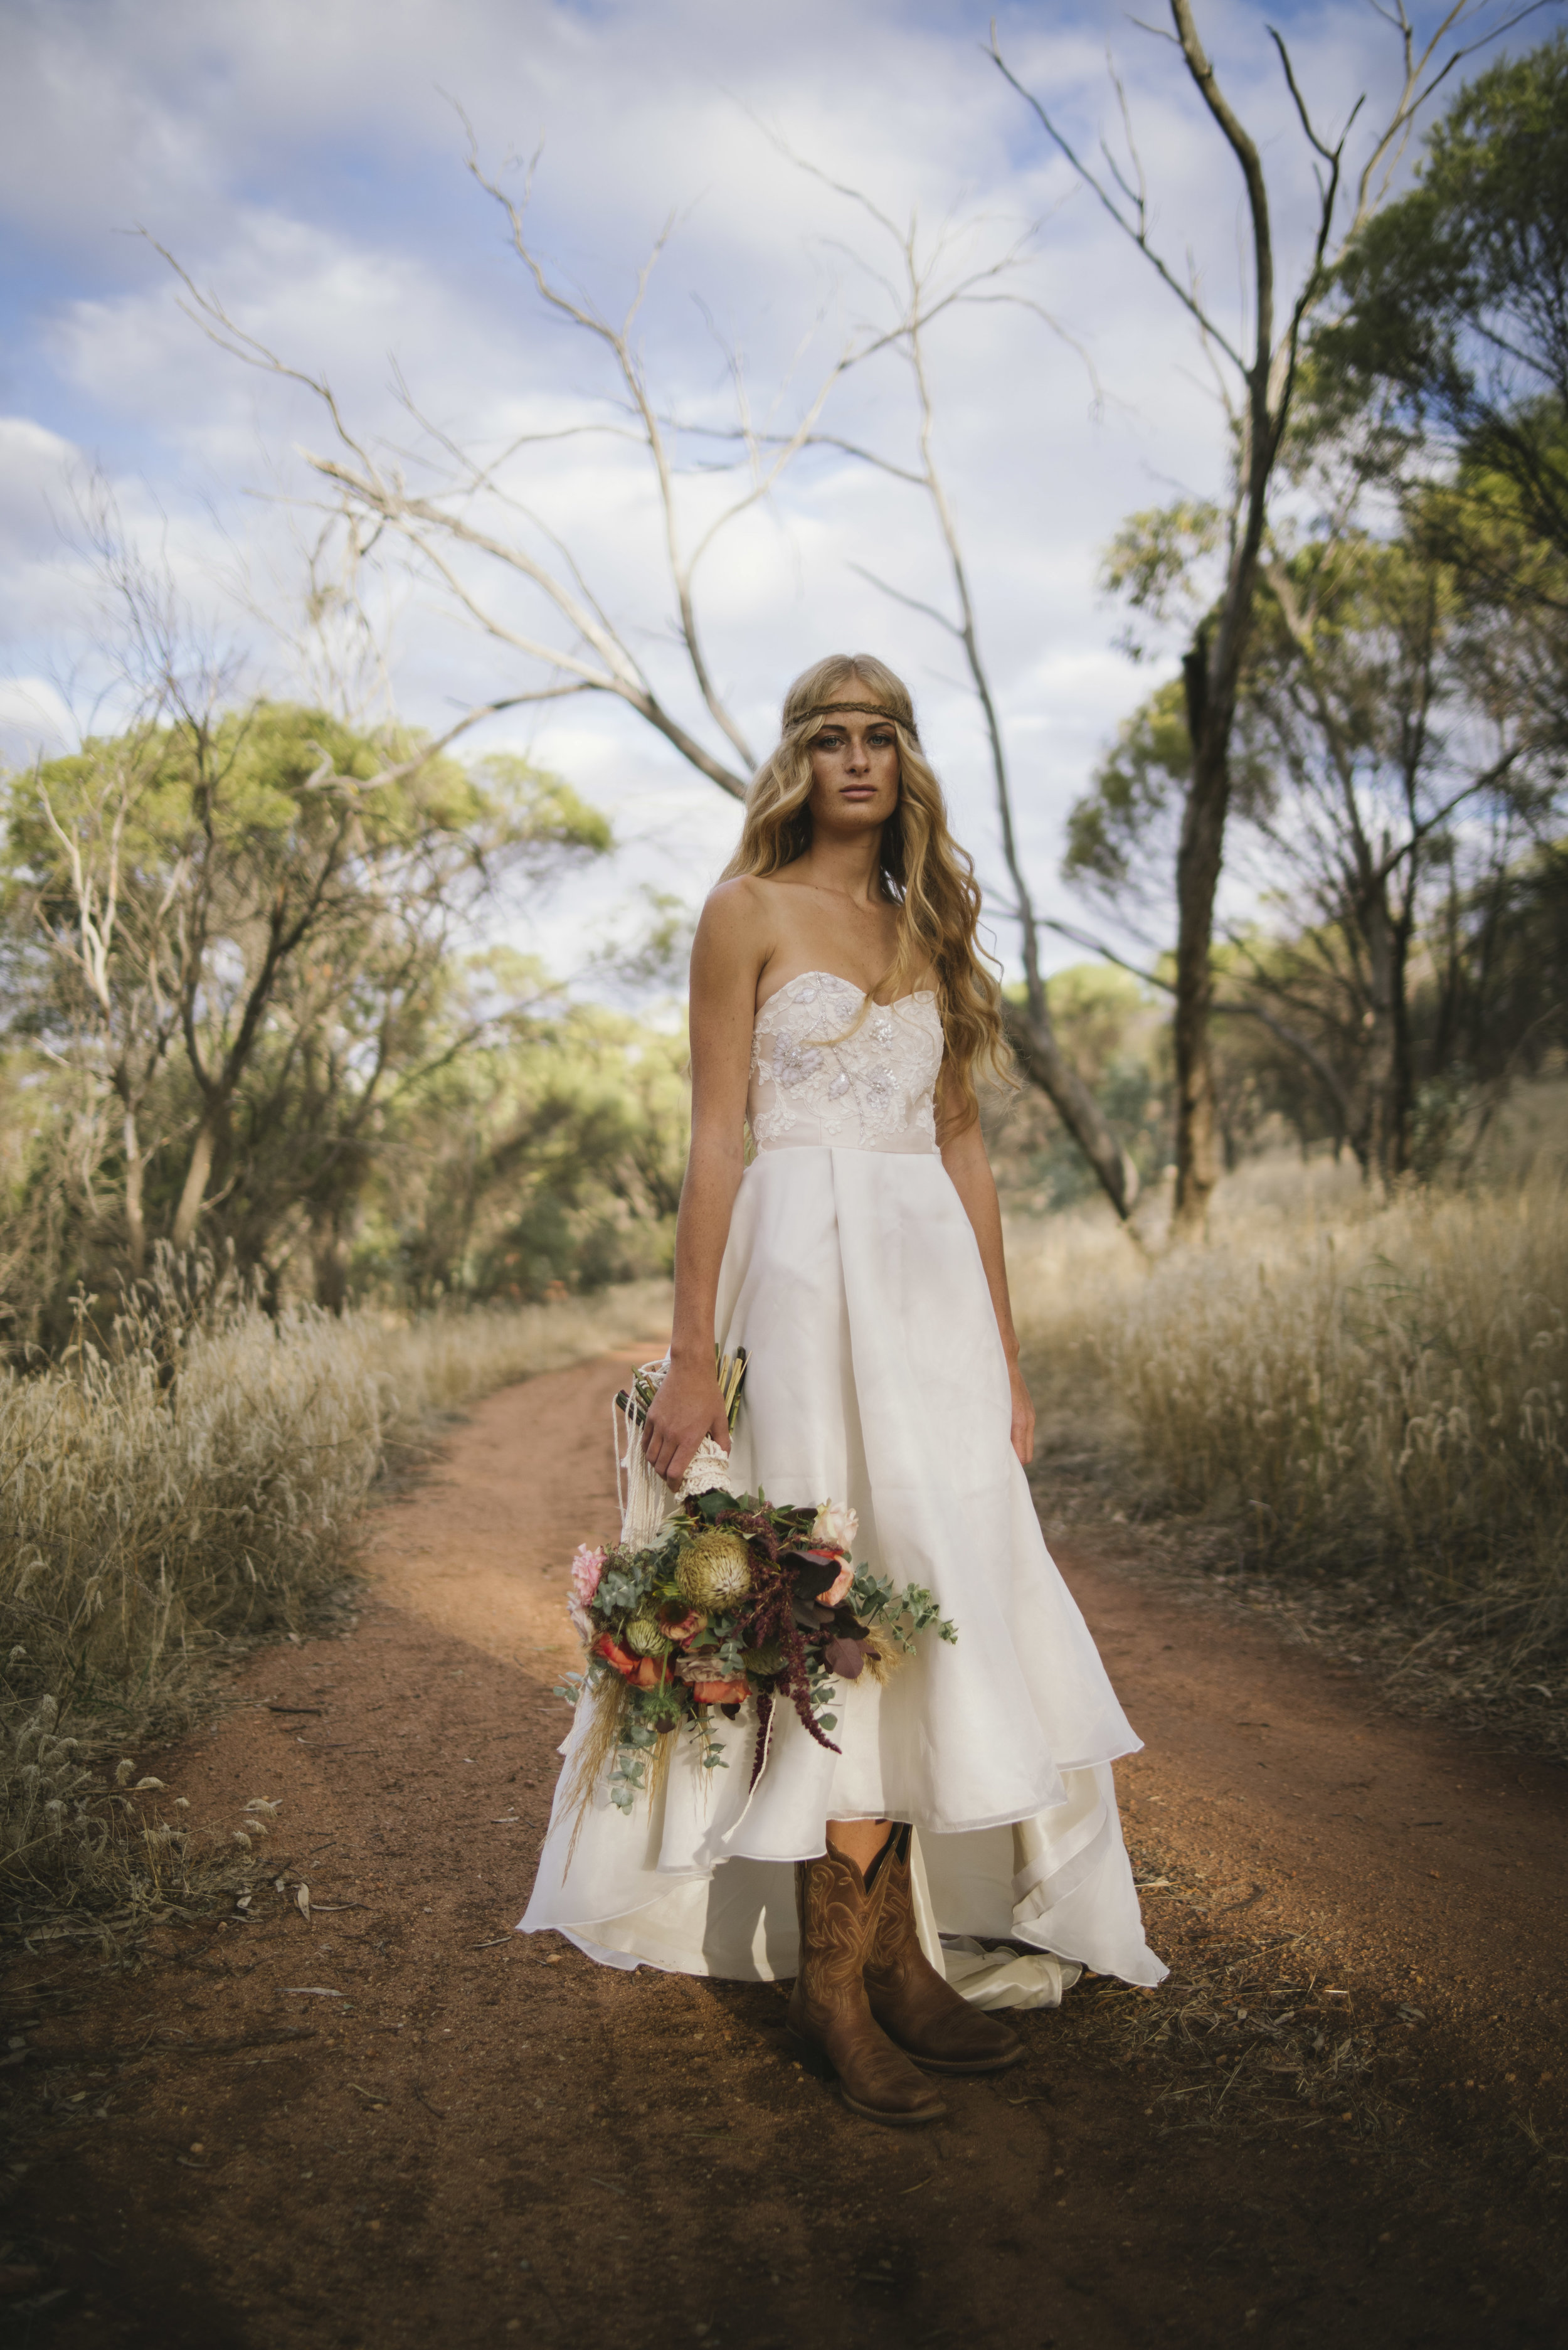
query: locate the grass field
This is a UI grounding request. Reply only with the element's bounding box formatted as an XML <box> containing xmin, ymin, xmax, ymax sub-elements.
<box><xmin>1012</xmin><ymin>1134</ymin><xmax>1568</xmax><ymax>1751</ymax></box>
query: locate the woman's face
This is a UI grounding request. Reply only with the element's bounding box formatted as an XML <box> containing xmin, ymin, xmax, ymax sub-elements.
<box><xmin>806</xmin><ymin>701</ymin><xmax>900</xmax><ymax>839</ymax></box>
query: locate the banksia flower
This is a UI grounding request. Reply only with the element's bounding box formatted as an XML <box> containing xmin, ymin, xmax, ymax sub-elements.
<box><xmin>623</xmin><ymin>1612</ymin><xmax>670</xmax><ymax>1656</ymax></box>
<box><xmin>674</xmin><ymin>1529</ymin><xmax>753</xmax><ymax>1612</ymax></box>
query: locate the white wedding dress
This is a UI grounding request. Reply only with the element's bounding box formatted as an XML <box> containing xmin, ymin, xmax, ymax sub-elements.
<box><xmin>519</xmin><ymin>972</ymin><xmax>1165</xmax><ymax>2002</ymax></box>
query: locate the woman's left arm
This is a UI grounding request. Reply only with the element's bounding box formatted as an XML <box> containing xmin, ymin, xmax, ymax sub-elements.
<box><xmin>939</xmin><ymin>1090</ymin><xmax>1036</xmax><ymax>1467</ymax></box>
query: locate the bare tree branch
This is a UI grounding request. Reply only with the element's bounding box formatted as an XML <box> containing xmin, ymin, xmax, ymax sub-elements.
<box><xmin>984</xmin><ymin>28</ymin><xmax>1249</xmax><ymax>375</ymax></box>
<box><xmin>152</xmin><ymin>136</ymin><xmax>898</xmax><ymax>805</ymax></box>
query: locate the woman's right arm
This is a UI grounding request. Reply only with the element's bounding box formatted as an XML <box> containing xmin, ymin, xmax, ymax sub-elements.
<box><xmin>640</xmin><ymin>883</ymin><xmax>768</xmax><ymax>1487</ymax></box>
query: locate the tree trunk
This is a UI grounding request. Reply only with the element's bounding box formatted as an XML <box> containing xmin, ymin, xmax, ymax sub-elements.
<box><xmin>171</xmin><ymin>1107</ymin><xmax>221</xmax><ymax>1250</ymax></box>
<box><xmin>1172</xmin><ymin>642</ymin><xmax>1231</xmax><ymax>1237</ymax></box>
<box><xmin>1391</xmin><ymin>911</ymin><xmax>1413</xmax><ymax>1178</ymax></box>
<box><xmin>309</xmin><ymin>1208</ymin><xmax>351</xmax><ymax>1315</ymax></box>
<box><xmin>1002</xmin><ymin>1000</ymin><xmax>1141</xmax><ymax>1221</ymax></box>
<box><xmin>1361</xmin><ymin>886</ymin><xmax>1408</xmax><ymax>1188</ymax></box>
<box><xmin>122</xmin><ymin>1110</ymin><xmax>147</xmax><ymax>1279</ymax></box>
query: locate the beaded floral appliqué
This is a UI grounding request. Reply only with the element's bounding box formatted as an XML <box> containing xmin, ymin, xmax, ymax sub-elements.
<box><xmin>748</xmin><ymin>972</ymin><xmax>941</xmax><ymax>1152</ymax></box>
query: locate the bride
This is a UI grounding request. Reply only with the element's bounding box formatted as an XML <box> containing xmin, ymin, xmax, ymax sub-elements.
<box><xmin>521</xmin><ymin>653</ymin><xmax>1163</xmax><ymax>2124</ymax></box>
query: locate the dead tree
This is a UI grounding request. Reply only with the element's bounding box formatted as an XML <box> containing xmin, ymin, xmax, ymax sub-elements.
<box><xmin>159</xmin><ymin>149</ymin><xmax>1151</xmax><ymax>1218</ymax></box>
<box><xmin>151</xmin><ymin>134</ymin><xmax>898</xmax><ymax>803</ymax></box>
<box><xmin>744</xmin><ymin>161</ymin><xmax>1144</xmax><ymax>1220</ymax></box>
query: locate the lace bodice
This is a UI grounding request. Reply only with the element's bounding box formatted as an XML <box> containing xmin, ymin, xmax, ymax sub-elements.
<box><xmin>747</xmin><ymin>970</ymin><xmax>943</xmax><ymax>1154</ymax></box>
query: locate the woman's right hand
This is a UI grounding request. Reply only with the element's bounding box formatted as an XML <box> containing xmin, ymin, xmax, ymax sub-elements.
<box><xmin>641</xmin><ymin>1359</ymin><xmax>732</xmax><ymax>1491</ymax></box>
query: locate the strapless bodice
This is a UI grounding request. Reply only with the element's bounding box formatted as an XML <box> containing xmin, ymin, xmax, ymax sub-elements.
<box><xmin>746</xmin><ymin>970</ymin><xmax>943</xmax><ymax>1155</ymax></box>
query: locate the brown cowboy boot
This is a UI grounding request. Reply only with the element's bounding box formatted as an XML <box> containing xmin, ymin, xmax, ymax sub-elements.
<box><xmin>786</xmin><ymin>1842</ymin><xmax>946</xmax><ymax>2125</ymax></box>
<box><xmin>864</xmin><ymin>1826</ymin><xmax>1025</xmax><ymax>2074</ymax></box>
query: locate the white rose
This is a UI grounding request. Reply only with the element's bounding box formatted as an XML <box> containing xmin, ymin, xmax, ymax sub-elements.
<box><xmin>810</xmin><ymin>1499</ymin><xmax>859</xmax><ymax>1553</ymax></box>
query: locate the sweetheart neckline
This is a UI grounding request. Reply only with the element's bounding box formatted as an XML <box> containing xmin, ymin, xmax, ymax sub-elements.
<box><xmin>756</xmin><ymin>968</ymin><xmax>937</xmax><ymax>1017</ymax></box>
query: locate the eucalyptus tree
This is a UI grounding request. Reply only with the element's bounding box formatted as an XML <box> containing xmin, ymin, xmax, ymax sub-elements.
<box><xmin>1314</xmin><ymin>29</ymin><xmax>1568</xmax><ymax>578</ymax></box>
<box><xmin>1064</xmin><ymin>507</ymin><xmax>1555</xmax><ymax>1180</ymax></box>
<box><xmin>4</xmin><ymin>711</ymin><xmax>607</xmax><ymax>1319</ymax></box>
<box><xmin>990</xmin><ymin>0</ymin><xmax>1547</xmax><ymax>1232</ymax></box>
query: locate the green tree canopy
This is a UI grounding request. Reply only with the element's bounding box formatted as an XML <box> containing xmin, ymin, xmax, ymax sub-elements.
<box><xmin>1313</xmin><ymin>31</ymin><xmax>1568</xmax><ymax>563</ymax></box>
<box><xmin>0</xmin><ymin>704</ymin><xmax>612</xmax><ymax>1336</ymax></box>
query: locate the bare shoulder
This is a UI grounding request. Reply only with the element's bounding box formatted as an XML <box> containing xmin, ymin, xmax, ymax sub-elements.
<box><xmin>699</xmin><ymin>874</ymin><xmax>775</xmax><ymax>934</ymax></box>
<box><xmin>690</xmin><ymin>877</ymin><xmax>773</xmax><ymax>1006</ymax></box>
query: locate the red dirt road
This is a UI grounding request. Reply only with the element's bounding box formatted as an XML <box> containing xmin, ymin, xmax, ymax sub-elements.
<box><xmin>4</xmin><ymin>1349</ymin><xmax>1565</xmax><ymax>2349</ymax></box>
<box><xmin>1055</xmin><ymin>1528</ymin><xmax>1568</xmax><ymax>2144</ymax></box>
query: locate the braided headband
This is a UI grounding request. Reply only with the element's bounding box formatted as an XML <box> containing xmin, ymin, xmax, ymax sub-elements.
<box><xmin>797</xmin><ymin>700</ymin><xmax>919</xmax><ymax>741</ymax></box>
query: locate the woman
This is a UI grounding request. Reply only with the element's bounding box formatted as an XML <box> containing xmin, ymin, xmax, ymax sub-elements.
<box><xmin>521</xmin><ymin>654</ymin><xmax>1163</xmax><ymax>2124</ymax></box>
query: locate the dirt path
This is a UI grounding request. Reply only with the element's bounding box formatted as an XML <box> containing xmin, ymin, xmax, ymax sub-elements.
<box><xmin>4</xmin><ymin>1349</ymin><xmax>1565</xmax><ymax>2348</ymax></box>
<box><xmin>1047</xmin><ymin>1526</ymin><xmax>1568</xmax><ymax>2135</ymax></box>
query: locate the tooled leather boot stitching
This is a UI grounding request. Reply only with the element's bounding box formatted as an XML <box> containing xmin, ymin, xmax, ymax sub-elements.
<box><xmin>864</xmin><ymin>1826</ymin><xmax>1025</xmax><ymax>2074</ymax></box>
<box><xmin>786</xmin><ymin>1844</ymin><xmax>946</xmax><ymax>2125</ymax></box>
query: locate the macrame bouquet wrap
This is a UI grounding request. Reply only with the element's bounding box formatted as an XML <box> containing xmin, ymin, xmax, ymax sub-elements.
<box><xmin>612</xmin><ymin>1353</ymin><xmax>738</xmax><ymax>1550</ymax></box>
<box><xmin>558</xmin><ymin>1354</ymin><xmax>956</xmax><ymax>1827</ymax></box>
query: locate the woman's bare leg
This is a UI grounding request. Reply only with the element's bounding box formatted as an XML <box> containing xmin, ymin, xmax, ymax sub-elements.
<box><xmin>827</xmin><ymin>1818</ymin><xmax>893</xmax><ymax>1874</ymax></box>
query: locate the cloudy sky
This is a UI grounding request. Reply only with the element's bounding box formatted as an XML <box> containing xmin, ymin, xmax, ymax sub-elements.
<box><xmin>0</xmin><ymin>0</ymin><xmax>1535</xmax><ymax>982</ymax></box>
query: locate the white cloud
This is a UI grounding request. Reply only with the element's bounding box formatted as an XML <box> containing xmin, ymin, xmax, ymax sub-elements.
<box><xmin>0</xmin><ymin>676</ymin><xmax>77</xmax><ymax>762</ymax></box>
<box><xmin>0</xmin><ymin>0</ymin><xmax>1521</xmax><ymax>972</ymax></box>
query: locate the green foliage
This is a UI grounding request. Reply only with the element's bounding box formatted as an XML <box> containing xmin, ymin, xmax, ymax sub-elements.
<box><xmin>0</xmin><ymin>700</ymin><xmax>670</xmax><ymax>1341</ymax></box>
<box><xmin>1073</xmin><ymin>463</ymin><xmax>1566</xmax><ymax>1184</ymax></box>
<box><xmin>1100</xmin><ymin>501</ymin><xmax>1225</xmax><ymax>641</ymax></box>
<box><xmin>468</xmin><ymin>752</ymin><xmax>612</xmax><ymax>859</ymax></box>
<box><xmin>1313</xmin><ymin>31</ymin><xmax>1568</xmax><ymax>560</ymax></box>
<box><xmin>1064</xmin><ymin>678</ymin><xmax>1192</xmax><ymax>907</ymax></box>
<box><xmin>987</xmin><ymin>965</ymin><xmax>1170</xmax><ymax>1212</ymax></box>
<box><xmin>847</xmin><ymin>1571</ymin><xmax>958</xmax><ymax>1650</ymax></box>
<box><xmin>363</xmin><ymin>985</ymin><xmax>689</xmax><ymax>1306</ymax></box>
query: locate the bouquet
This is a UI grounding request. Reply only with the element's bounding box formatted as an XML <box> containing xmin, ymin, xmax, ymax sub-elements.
<box><xmin>561</xmin><ymin>1400</ymin><xmax>957</xmax><ymax>1817</ymax></box>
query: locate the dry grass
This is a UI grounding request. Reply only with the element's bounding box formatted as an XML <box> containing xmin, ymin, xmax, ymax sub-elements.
<box><xmin>0</xmin><ymin>1262</ymin><xmax>670</xmax><ymax>1932</ymax></box>
<box><xmin>373</xmin><ymin>1283</ymin><xmax>671</xmax><ymax>1440</ymax></box>
<box><xmin>1011</xmin><ymin>1148</ymin><xmax>1568</xmax><ymax>1750</ymax></box>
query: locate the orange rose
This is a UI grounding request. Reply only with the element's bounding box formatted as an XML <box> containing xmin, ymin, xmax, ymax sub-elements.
<box><xmin>822</xmin><ymin>1560</ymin><xmax>854</xmax><ymax>1607</ymax></box>
<box><xmin>693</xmin><ymin>1677</ymin><xmax>750</xmax><ymax>1705</ymax></box>
<box><xmin>593</xmin><ymin>1633</ymin><xmax>642</xmax><ymax>1681</ymax></box>
<box><xmin>793</xmin><ymin>1546</ymin><xmax>852</xmax><ymax>1607</ymax></box>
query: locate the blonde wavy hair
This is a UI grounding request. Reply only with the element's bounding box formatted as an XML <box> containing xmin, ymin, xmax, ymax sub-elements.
<box><xmin>721</xmin><ymin>653</ymin><xmax>1010</xmax><ymax>1133</ymax></box>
